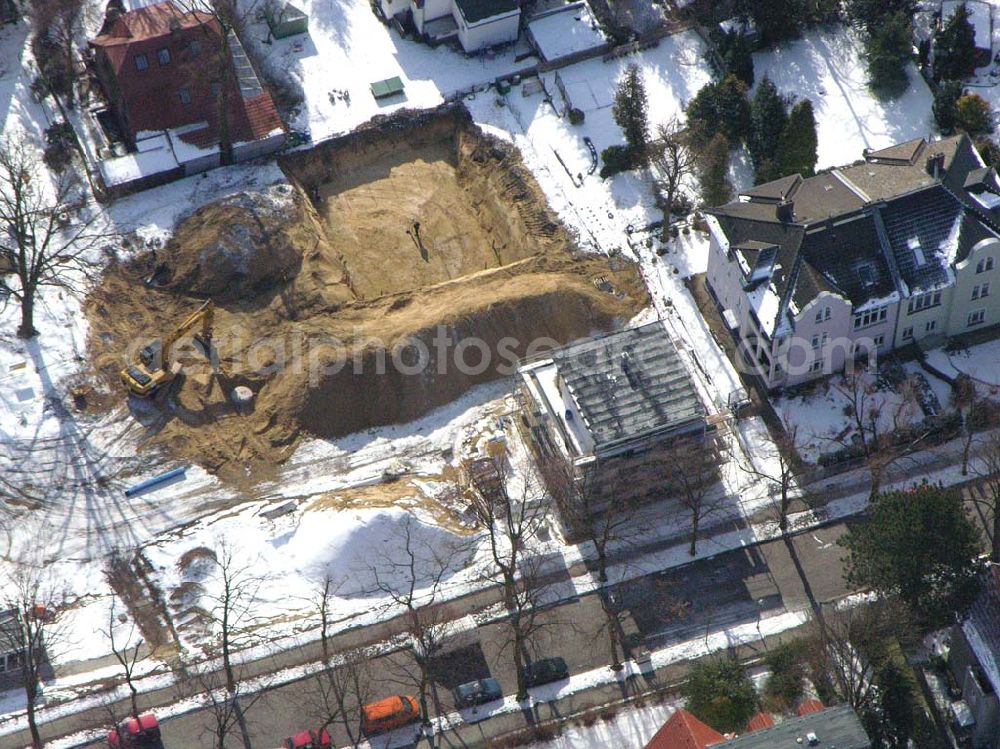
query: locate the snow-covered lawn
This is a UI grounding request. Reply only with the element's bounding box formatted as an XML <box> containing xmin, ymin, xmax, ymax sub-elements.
<box><xmin>241</xmin><ymin>0</ymin><xmax>537</xmax><ymax>143</ymax></box>
<box><xmin>927</xmin><ymin>339</ymin><xmax>1000</xmax><ymax>391</ymax></box>
<box><xmin>773</xmin><ymin>371</ymin><xmax>928</xmax><ymax>463</ymax></box>
<box><xmin>752</xmin><ymin>28</ymin><xmax>935</xmax><ymax>170</ymax></box>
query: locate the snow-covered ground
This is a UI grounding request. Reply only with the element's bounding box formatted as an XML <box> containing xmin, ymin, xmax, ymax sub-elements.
<box><xmin>927</xmin><ymin>339</ymin><xmax>1000</xmax><ymax>391</ymax></box>
<box><xmin>773</xmin><ymin>370</ymin><xmax>929</xmax><ymax>463</ymax></box>
<box><xmin>2</xmin><ymin>2</ymin><xmax>995</xmax><ymax>739</ymax></box>
<box><xmin>240</xmin><ymin>0</ymin><xmax>538</xmax><ymax>143</ymax></box>
<box><xmin>752</xmin><ymin>28</ymin><xmax>935</xmax><ymax>170</ymax></box>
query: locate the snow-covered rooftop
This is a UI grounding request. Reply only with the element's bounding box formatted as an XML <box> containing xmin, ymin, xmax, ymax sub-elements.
<box><xmin>527</xmin><ymin>3</ymin><xmax>607</xmax><ymax>62</ymax></box>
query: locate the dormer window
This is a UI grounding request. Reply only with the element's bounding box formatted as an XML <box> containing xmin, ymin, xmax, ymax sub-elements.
<box><xmin>978</xmin><ymin>256</ymin><xmax>995</xmax><ymax>273</ymax></box>
<box><xmin>858</xmin><ymin>264</ymin><xmax>875</xmax><ymax>288</ymax></box>
<box><xmin>134</xmin><ymin>53</ymin><xmax>149</xmax><ymax>71</ymax></box>
<box><xmin>157</xmin><ymin>48</ymin><xmax>171</xmax><ymax>65</ymax></box>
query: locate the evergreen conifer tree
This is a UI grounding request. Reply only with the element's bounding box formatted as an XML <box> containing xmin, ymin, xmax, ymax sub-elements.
<box><xmin>776</xmin><ymin>99</ymin><xmax>818</xmax><ymax>177</ymax></box>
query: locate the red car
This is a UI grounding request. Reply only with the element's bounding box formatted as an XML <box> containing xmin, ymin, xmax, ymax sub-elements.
<box><xmin>108</xmin><ymin>713</ymin><xmax>164</xmax><ymax>749</ymax></box>
<box><xmin>282</xmin><ymin>728</ymin><xmax>331</xmax><ymax>749</ymax></box>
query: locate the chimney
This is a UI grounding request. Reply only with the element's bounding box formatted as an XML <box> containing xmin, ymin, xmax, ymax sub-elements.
<box><xmin>925</xmin><ymin>152</ymin><xmax>945</xmax><ymax>179</ymax></box>
<box><xmin>776</xmin><ymin>200</ymin><xmax>794</xmax><ymax>222</ymax></box>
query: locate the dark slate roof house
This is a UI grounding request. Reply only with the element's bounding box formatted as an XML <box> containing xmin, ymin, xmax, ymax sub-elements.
<box><xmin>707</xmin><ymin>135</ymin><xmax>1000</xmax><ymax>341</ymax></box>
<box><xmin>714</xmin><ymin>705</ymin><xmax>870</xmax><ymax>749</ymax></box>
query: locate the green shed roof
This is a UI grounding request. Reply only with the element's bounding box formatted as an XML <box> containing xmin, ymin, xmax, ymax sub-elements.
<box><xmin>370</xmin><ymin>76</ymin><xmax>405</xmax><ymax>99</ymax></box>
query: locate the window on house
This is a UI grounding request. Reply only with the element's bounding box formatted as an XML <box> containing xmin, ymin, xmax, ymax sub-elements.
<box><xmin>983</xmin><ymin>282</ymin><xmax>991</xmax><ymax>298</ymax></box>
<box><xmin>189</xmin><ymin>40</ymin><xmax>202</xmax><ymax>56</ymax></box>
<box><xmin>858</xmin><ymin>265</ymin><xmax>875</xmax><ymax>287</ymax></box>
<box><xmin>178</xmin><ymin>87</ymin><xmax>191</xmax><ymax>105</ymax></box>
<box><xmin>908</xmin><ymin>290</ymin><xmax>943</xmax><ymax>314</ymax></box>
<box><xmin>824</xmin><ymin>307</ymin><xmax>831</xmax><ymax>321</ymax></box>
<box><xmin>926</xmin><ymin>319</ymin><xmax>937</xmax><ymax>333</ymax></box>
<box><xmin>821</xmin><ymin>332</ymin><xmax>829</xmax><ymax>347</ymax></box>
<box><xmin>157</xmin><ymin>47</ymin><xmax>171</xmax><ymax>65</ymax></box>
<box><xmin>978</xmin><ymin>257</ymin><xmax>995</xmax><ymax>273</ymax></box>
<box><xmin>973</xmin><ymin>284</ymin><xmax>982</xmax><ymax>300</ymax></box>
<box><xmin>810</xmin><ymin>359</ymin><xmax>824</xmax><ymax>373</ymax></box>
<box><xmin>210</xmin><ymin>81</ymin><xmax>221</xmax><ymax>97</ymax></box>
<box><xmin>873</xmin><ymin>334</ymin><xmax>885</xmax><ymax>347</ymax></box>
<box><xmin>853</xmin><ymin>306</ymin><xmax>887</xmax><ymax>329</ymax></box>
<box><xmin>969</xmin><ymin>309</ymin><xmax>986</xmax><ymax>327</ymax></box>
<box><xmin>811</xmin><ymin>334</ymin><xmax>820</xmax><ymax>349</ymax></box>
<box><xmin>902</xmin><ymin>326</ymin><xmax>914</xmax><ymax>340</ymax></box>
<box><xmin>134</xmin><ymin>53</ymin><xmax>149</xmax><ymax>71</ymax></box>
<box><xmin>815</xmin><ymin>310</ymin><xmax>823</xmax><ymax>324</ymax></box>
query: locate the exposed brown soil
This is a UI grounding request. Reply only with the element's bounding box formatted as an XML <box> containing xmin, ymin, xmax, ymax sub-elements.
<box><xmin>85</xmin><ymin>105</ymin><xmax>648</xmax><ymax>481</ymax></box>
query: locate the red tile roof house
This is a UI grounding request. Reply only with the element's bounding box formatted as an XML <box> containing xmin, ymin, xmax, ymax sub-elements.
<box><xmin>644</xmin><ymin>708</ymin><xmax>725</xmax><ymax>749</ymax></box>
<box><xmin>88</xmin><ymin>1</ymin><xmax>284</xmax><ymax>195</ymax></box>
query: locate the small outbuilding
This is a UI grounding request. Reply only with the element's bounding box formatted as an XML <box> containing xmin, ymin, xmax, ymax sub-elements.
<box><xmin>370</xmin><ymin>76</ymin><xmax>406</xmax><ymax>100</ymax></box>
<box><xmin>265</xmin><ymin>0</ymin><xmax>308</xmax><ymax>39</ymax></box>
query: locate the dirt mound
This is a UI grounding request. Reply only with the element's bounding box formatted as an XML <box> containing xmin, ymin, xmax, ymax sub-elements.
<box><xmin>155</xmin><ymin>185</ymin><xmax>313</xmax><ymax>303</ymax></box>
<box><xmin>85</xmin><ymin>105</ymin><xmax>649</xmax><ymax>482</ymax></box>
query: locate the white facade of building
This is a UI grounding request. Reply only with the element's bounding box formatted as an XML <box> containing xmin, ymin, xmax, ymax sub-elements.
<box><xmin>705</xmin><ymin>217</ymin><xmax>1000</xmax><ymax>391</ymax></box>
<box><xmin>379</xmin><ymin>0</ymin><xmax>520</xmax><ymax>53</ymax></box>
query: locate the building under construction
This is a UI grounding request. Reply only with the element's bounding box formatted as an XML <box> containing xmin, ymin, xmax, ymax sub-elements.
<box><xmin>518</xmin><ymin>321</ymin><xmax>720</xmax><ymax>536</ymax></box>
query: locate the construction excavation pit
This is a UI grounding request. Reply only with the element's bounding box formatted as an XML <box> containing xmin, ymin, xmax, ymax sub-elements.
<box><xmin>85</xmin><ymin>104</ymin><xmax>649</xmax><ymax>480</ymax></box>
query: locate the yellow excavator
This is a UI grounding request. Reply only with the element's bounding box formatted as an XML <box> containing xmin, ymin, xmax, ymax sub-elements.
<box><xmin>120</xmin><ymin>300</ymin><xmax>216</xmax><ymax>399</ymax></box>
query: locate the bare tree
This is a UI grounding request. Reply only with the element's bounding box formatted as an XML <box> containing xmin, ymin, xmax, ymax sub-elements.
<box><xmin>104</xmin><ymin>594</ymin><xmax>145</xmax><ymax>718</ymax></box>
<box><xmin>0</xmin><ymin>566</ymin><xmax>67</xmax><ymax>749</ymax></box>
<box><xmin>465</xmin><ymin>454</ymin><xmax>549</xmax><ymax>701</ymax></box>
<box><xmin>740</xmin><ymin>418</ymin><xmax>809</xmax><ymax>532</ymax></box>
<box><xmin>0</xmin><ymin>135</ymin><xmax>108</xmax><ymax>338</ymax></box>
<box><xmin>663</xmin><ymin>437</ymin><xmax>724</xmax><ymax>556</ymax></box>
<box><xmin>828</xmin><ymin>369</ymin><xmax>921</xmax><ymax>497</ymax></box>
<box><xmin>316</xmin><ymin>572</ymin><xmax>339</xmax><ymax>668</ymax></box>
<box><xmin>650</xmin><ymin>117</ymin><xmax>696</xmax><ymax>235</ymax></box>
<box><xmin>954</xmin><ymin>374</ymin><xmax>983</xmax><ymax>476</ymax></box>
<box><xmin>308</xmin><ymin>646</ymin><xmax>372</xmax><ymax>749</ymax></box>
<box><xmin>368</xmin><ymin>515</ymin><xmax>470</xmax><ymax>730</ymax></box>
<box><xmin>547</xmin><ymin>461</ymin><xmax>641</xmax><ymax>671</ymax></box>
<box><xmin>202</xmin><ymin>539</ymin><xmax>266</xmax><ymax>749</ymax></box>
<box><xmin>190</xmin><ymin>665</ymin><xmax>268</xmax><ymax>749</ymax></box>
<box><xmin>969</xmin><ymin>432</ymin><xmax>1000</xmax><ymax>563</ymax></box>
<box><xmin>29</xmin><ymin>0</ymin><xmax>86</xmax><ymax>105</ymax></box>
<box><xmin>174</xmin><ymin>0</ymin><xmax>262</xmax><ymax>166</ymax></box>
<box><xmin>812</xmin><ymin>599</ymin><xmax>912</xmax><ymax>714</ymax></box>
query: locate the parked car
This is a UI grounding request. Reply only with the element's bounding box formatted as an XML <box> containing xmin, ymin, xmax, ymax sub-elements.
<box><xmin>280</xmin><ymin>728</ymin><xmax>331</xmax><ymax>749</ymax></box>
<box><xmin>452</xmin><ymin>677</ymin><xmax>503</xmax><ymax>708</ymax></box>
<box><xmin>522</xmin><ymin>656</ymin><xmax>569</xmax><ymax>687</ymax></box>
<box><xmin>361</xmin><ymin>694</ymin><xmax>420</xmax><ymax>735</ymax></box>
<box><xmin>107</xmin><ymin>713</ymin><xmax>164</xmax><ymax>749</ymax></box>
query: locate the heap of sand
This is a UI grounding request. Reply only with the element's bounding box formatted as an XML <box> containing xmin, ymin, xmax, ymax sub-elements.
<box><xmin>86</xmin><ymin>105</ymin><xmax>648</xmax><ymax>481</ymax></box>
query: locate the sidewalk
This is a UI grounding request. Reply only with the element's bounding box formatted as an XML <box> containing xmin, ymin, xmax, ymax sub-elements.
<box><xmin>3</xmin><ymin>424</ymin><xmax>993</xmax><ymax>747</ymax></box>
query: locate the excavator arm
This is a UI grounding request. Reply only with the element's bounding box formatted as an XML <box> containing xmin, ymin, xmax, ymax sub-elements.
<box><xmin>122</xmin><ymin>300</ymin><xmax>216</xmax><ymax>398</ymax></box>
<box><xmin>160</xmin><ymin>300</ymin><xmax>214</xmax><ymax>365</ymax></box>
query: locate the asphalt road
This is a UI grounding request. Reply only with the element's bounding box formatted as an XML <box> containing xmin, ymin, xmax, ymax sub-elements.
<box><xmin>52</xmin><ymin>521</ymin><xmax>853</xmax><ymax>749</ymax></box>
<box><xmin>18</xmin><ymin>462</ymin><xmax>990</xmax><ymax>748</ymax></box>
